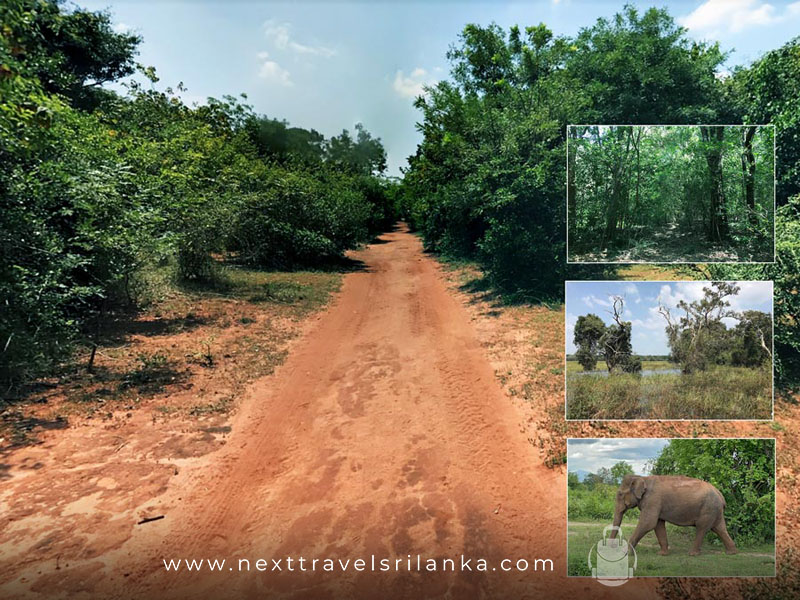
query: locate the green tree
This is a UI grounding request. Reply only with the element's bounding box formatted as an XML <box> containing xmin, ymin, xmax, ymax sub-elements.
<box><xmin>402</xmin><ymin>6</ymin><xmax>727</xmax><ymax>300</ymax></box>
<box><xmin>244</xmin><ymin>116</ymin><xmax>325</xmax><ymax>166</ymax></box>
<box><xmin>659</xmin><ymin>282</ymin><xmax>772</xmax><ymax>373</ymax></box>
<box><xmin>2</xmin><ymin>0</ymin><xmax>141</xmax><ymax>109</ymax></box>
<box><xmin>732</xmin><ymin>37</ymin><xmax>800</xmax><ymax>206</ymax></box>
<box><xmin>610</xmin><ymin>461</ymin><xmax>634</xmax><ymax>485</ymax></box>
<box><xmin>706</xmin><ymin>36</ymin><xmax>800</xmax><ymax>390</ymax></box>
<box><xmin>574</xmin><ymin>313</ymin><xmax>606</xmax><ymax>371</ymax></box>
<box><xmin>0</xmin><ymin>0</ymin><xmax>394</xmax><ymax>388</ymax></box>
<box><xmin>568</xmin><ymin>471</ymin><xmax>580</xmax><ymax>489</ymax></box>
<box><xmin>326</xmin><ymin>123</ymin><xmax>387</xmax><ymax>175</ymax></box>
<box><xmin>566</xmin><ymin>5</ymin><xmax>725</xmax><ymax>124</ymax></box>
<box><xmin>732</xmin><ymin>310</ymin><xmax>774</xmax><ymax>368</ymax></box>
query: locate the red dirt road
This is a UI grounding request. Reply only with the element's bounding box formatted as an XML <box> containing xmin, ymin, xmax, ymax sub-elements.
<box><xmin>1</xmin><ymin>226</ymin><xmax>655</xmax><ymax>599</ymax></box>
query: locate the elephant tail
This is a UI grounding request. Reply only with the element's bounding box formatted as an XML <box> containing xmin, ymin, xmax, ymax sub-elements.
<box><xmin>712</xmin><ymin>486</ymin><xmax>727</xmax><ymax>509</ymax></box>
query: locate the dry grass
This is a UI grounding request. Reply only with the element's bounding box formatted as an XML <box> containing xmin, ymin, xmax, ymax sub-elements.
<box><xmin>566</xmin><ymin>366</ymin><xmax>772</xmax><ymax>420</ymax></box>
<box><xmin>0</xmin><ymin>266</ymin><xmax>342</xmax><ymax>447</ymax></box>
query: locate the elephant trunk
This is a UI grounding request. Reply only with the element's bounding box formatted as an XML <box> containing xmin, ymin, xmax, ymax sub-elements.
<box><xmin>609</xmin><ymin>508</ymin><xmax>625</xmax><ymax>539</ymax></box>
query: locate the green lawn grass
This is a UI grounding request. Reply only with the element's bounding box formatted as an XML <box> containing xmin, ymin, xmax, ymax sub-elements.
<box><xmin>566</xmin><ymin>364</ymin><xmax>772</xmax><ymax>419</ymax></box>
<box><xmin>568</xmin><ymin>521</ymin><xmax>775</xmax><ymax>577</ymax></box>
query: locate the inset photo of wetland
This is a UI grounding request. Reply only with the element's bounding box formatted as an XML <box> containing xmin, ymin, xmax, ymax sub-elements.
<box><xmin>565</xmin><ymin>280</ymin><xmax>773</xmax><ymax>420</ymax></box>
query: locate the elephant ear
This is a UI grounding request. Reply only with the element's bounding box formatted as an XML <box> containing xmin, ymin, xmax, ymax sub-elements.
<box><xmin>632</xmin><ymin>477</ymin><xmax>647</xmax><ymax>500</ymax></box>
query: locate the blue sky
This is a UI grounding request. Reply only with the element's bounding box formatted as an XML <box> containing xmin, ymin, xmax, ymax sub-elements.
<box><xmin>568</xmin><ymin>438</ymin><xmax>669</xmax><ymax>475</ymax></box>
<box><xmin>77</xmin><ymin>1</ymin><xmax>800</xmax><ymax>175</ymax></box>
<box><xmin>566</xmin><ymin>281</ymin><xmax>774</xmax><ymax>355</ymax></box>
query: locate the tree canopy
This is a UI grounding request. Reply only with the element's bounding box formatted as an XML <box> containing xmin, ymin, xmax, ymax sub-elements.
<box><xmin>400</xmin><ymin>6</ymin><xmax>728</xmax><ymax>299</ymax></box>
<box><xmin>0</xmin><ymin>0</ymin><xmax>395</xmax><ymax>387</ymax></box>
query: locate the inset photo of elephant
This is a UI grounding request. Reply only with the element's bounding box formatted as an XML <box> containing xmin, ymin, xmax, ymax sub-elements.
<box><xmin>567</xmin><ymin>438</ymin><xmax>775</xmax><ymax>578</ymax></box>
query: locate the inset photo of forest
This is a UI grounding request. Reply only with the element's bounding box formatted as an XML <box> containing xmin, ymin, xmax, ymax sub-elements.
<box><xmin>567</xmin><ymin>125</ymin><xmax>775</xmax><ymax>263</ymax></box>
<box><xmin>566</xmin><ymin>280</ymin><xmax>773</xmax><ymax>420</ymax></box>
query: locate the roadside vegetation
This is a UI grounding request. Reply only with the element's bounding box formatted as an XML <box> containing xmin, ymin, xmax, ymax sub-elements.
<box><xmin>567</xmin><ymin>365</ymin><xmax>771</xmax><ymax>420</ymax></box>
<box><xmin>0</xmin><ymin>0</ymin><xmax>397</xmax><ymax>397</ymax></box>
<box><xmin>1</xmin><ymin>265</ymin><xmax>343</xmax><ymax>445</ymax></box>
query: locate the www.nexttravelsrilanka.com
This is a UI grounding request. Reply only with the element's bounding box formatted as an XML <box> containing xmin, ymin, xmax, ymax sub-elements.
<box><xmin>163</xmin><ymin>555</ymin><xmax>555</xmax><ymax>574</ymax></box>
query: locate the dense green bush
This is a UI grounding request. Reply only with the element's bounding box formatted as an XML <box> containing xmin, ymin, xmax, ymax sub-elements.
<box><xmin>402</xmin><ymin>9</ymin><xmax>799</xmax><ymax>389</ymax></box>
<box><xmin>0</xmin><ymin>0</ymin><xmax>395</xmax><ymax>388</ymax></box>
<box><xmin>230</xmin><ymin>167</ymin><xmax>372</xmax><ymax>268</ymax></box>
<box><xmin>705</xmin><ymin>198</ymin><xmax>800</xmax><ymax>388</ymax></box>
<box><xmin>568</xmin><ymin>484</ymin><xmax>637</xmax><ymax>522</ymax></box>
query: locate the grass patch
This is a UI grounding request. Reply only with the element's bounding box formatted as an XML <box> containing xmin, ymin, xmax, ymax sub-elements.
<box><xmin>183</xmin><ymin>267</ymin><xmax>342</xmax><ymax>315</ymax></box>
<box><xmin>614</xmin><ymin>264</ymin><xmax>704</xmax><ymax>281</ymax></box>
<box><xmin>1</xmin><ymin>264</ymin><xmax>344</xmax><ymax>446</ymax></box>
<box><xmin>566</xmin><ymin>360</ymin><xmax>676</xmax><ymax>374</ymax></box>
<box><xmin>189</xmin><ymin>395</ymin><xmax>233</xmax><ymax>416</ymax></box>
<box><xmin>569</xmin><ymin>521</ymin><xmax>775</xmax><ymax>577</ymax></box>
<box><xmin>566</xmin><ymin>365</ymin><xmax>772</xmax><ymax>419</ymax></box>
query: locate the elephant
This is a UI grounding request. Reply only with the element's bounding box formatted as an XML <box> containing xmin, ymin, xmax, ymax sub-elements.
<box><xmin>609</xmin><ymin>474</ymin><xmax>737</xmax><ymax>556</ymax></box>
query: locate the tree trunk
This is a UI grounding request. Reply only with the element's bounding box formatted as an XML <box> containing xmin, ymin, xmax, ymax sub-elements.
<box><xmin>568</xmin><ymin>126</ymin><xmax>583</xmax><ymax>240</ymax></box>
<box><xmin>603</xmin><ymin>130</ymin><xmax>632</xmax><ymax>245</ymax></box>
<box><xmin>633</xmin><ymin>127</ymin><xmax>642</xmax><ymax>236</ymax></box>
<box><xmin>742</xmin><ymin>126</ymin><xmax>757</xmax><ymax>226</ymax></box>
<box><xmin>701</xmin><ymin>126</ymin><xmax>729</xmax><ymax>243</ymax></box>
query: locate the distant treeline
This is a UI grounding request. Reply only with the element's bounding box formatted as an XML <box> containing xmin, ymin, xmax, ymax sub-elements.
<box><xmin>567</xmin><ymin>355</ymin><xmax>671</xmax><ymax>363</ymax></box>
<box><xmin>398</xmin><ymin>6</ymin><xmax>800</xmax><ymax>387</ymax></box>
<box><xmin>0</xmin><ymin>0</ymin><xmax>397</xmax><ymax>386</ymax></box>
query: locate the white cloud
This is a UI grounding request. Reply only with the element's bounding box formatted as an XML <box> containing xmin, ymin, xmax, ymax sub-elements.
<box><xmin>567</xmin><ymin>439</ymin><xmax>670</xmax><ymax>475</ymax></box>
<box><xmin>566</xmin><ymin>313</ymin><xmax>578</xmax><ymax>352</ymax></box>
<box><xmin>581</xmin><ymin>294</ymin><xmax>611</xmax><ymax>309</ymax></box>
<box><xmin>263</xmin><ymin>20</ymin><xmax>336</xmax><ymax>58</ymax></box>
<box><xmin>679</xmin><ymin>0</ymin><xmax>800</xmax><ymax>37</ymax></box>
<box><xmin>624</xmin><ymin>283</ymin><xmax>642</xmax><ymax>303</ymax></box>
<box><xmin>656</xmin><ymin>281</ymin><xmax>772</xmax><ymax>325</ymax></box>
<box><xmin>657</xmin><ymin>282</ymin><xmax>703</xmax><ymax>311</ymax></box>
<box><xmin>728</xmin><ymin>281</ymin><xmax>773</xmax><ymax>312</ymax></box>
<box><xmin>257</xmin><ymin>51</ymin><xmax>292</xmax><ymax>87</ymax></box>
<box><xmin>715</xmin><ymin>68</ymin><xmax>732</xmax><ymax>80</ymax></box>
<box><xmin>392</xmin><ymin>68</ymin><xmax>437</xmax><ymax>98</ymax></box>
<box><xmin>113</xmin><ymin>22</ymin><xmax>131</xmax><ymax>34</ymax></box>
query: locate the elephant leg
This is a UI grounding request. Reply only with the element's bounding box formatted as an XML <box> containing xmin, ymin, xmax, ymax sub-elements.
<box><xmin>689</xmin><ymin>525</ymin><xmax>710</xmax><ymax>556</ymax></box>
<box><xmin>654</xmin><ymin>519</ymin><xmax>669</xmax><ymax>555</ymax></box>
<box><xmin>712</xmin><ymin>518</ymin><xmax>738</xmax><ymax>555</ymax></box>
<box><xmin>628</xmin><ymin>514</ymin><xmax>659</xmax><ymax>549</ymax></box>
